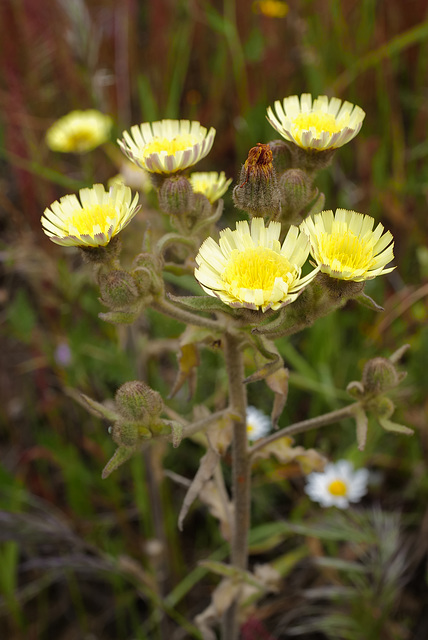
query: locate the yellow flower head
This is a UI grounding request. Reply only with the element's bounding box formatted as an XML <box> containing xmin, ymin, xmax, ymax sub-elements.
<box><xmin>41</xmin><ymin>184</ymin><xmax>140</xmax><ymax>247</ymax></box>
<box><xmin>118</xmin><ymin>119</ymin><xmax>216</xmax><ymax>174</ymax></box>
<box><xmin>266</xmin><ymin>94</ymin><xmax>365</xmax><ymax>151</ymax></box>
<box><xmin>300</xmin><ymin>209</ymin><xmax>395</xmax><ymax>281</ymax></box>
<box><xmin>189</xmin><ymin>171</ymin><xmax>232</xmax><ymax>203</ymax></box>
<box><xmin>46</xmin><ymin>110</ymin><xmax>112</xmax><ymax>153</ymax></box>
<box><xmin>195</xmin><ymin>218</ymin><xmax>318</xmax><ymax>312</ymax></box>
<box><xmin>252</xmin><ymin>0</ymin><xmax>289</xmax><ymax>18</ymax></box>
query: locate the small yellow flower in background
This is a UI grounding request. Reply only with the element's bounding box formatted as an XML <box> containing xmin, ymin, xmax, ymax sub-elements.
<box><xmin>252</xmin><ymin>0</ymin><xmax>289</xmax><ymax>18</ymax></box>
<box><xmin>189</xmin><ymin>171</ymin><xmax>232</xmax><ymax>203</ymax></box>
<box><xmin>266</xmin><ymin>94</ymin><xmax>365</xmax><ymax>151</ymax></box>
<box><xmin>41</xmin><ymin>184</ymin><xmax>140</xmax><ymax>247</ymax></box>
<box><xmin>119</xmin><ymin>119</ymin><xmax>216</xmax><ymax>174</ymax></box>
<box><xmin>246</xmin><ymin>407</ymin><xmax>271</xmax><ymax>441</ymax></box>
<box><xmin>305</xmin><ymin>460</ymin><xmax>368</xmax><ymax>509</ymax></box>
<box><xmin>109</xmin><ymin>161</ymin><xmax>153</xmax><ymax>194</ymax></box>
<box><xmin>46</xmin><ymin>110</ymin><xmax>112</xmax><ymax>153</ymax></box>
<box><xmin>195</xmin><ymin>217</ymin><xmax>318</xmax><ymax>312</ymax></box>
<box><xmin>300</xmin><ymin>209</ymin><xmax>395</xmax><ymax>282</ymax></box>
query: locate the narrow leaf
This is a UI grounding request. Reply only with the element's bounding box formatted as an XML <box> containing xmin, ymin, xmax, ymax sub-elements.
<box><xmin>178</xmin><ymin>448</ymin><xmax>219</xmax><ymax>530</ymax></box>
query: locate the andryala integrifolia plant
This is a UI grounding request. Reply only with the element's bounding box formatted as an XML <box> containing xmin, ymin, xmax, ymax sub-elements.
<box><xmin>41</xmin><ymin>93</ymin><xmax>412</xmax><ymax>640</ymax></box>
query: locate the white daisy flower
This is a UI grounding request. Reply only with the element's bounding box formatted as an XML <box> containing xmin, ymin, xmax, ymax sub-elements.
<box><xmin>266</xmin><ymin>94</ymin><xmax>365</xmax><ymax>151</ymax></box>
<box><xmin>118</xmin><ymin>119</ymin><xmax>216</xmax><ymax>174</ymax></box>
<box><xmin>246</xmin><ymin>406</ymin><xmax>271</xmax><ymax>441</ymax></box>
<box><xmin>305</xmin><ymin>460</ymin><xmax>369</xmax><ymax>509</ymax></box>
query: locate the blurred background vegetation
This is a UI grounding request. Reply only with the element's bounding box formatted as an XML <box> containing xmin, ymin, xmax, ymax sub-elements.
<box><xmin>1</xmin><ymin>0</ymin><xmax>428</xmax><ymax>638</ymax></box>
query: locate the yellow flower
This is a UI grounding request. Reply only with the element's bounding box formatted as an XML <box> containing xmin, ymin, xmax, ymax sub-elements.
<box><xmin>252</xmin><ymin>0</ymin><xmax>289</xmax><ymax>18</ymax></box>
<box><xmin>46</xmin><ymin>110</ymin><xmax>112</xmax><ymax>153</ymax></box>
<box><xmin>195</xmin><ymin>218</ymin><xmax>318</xmax><ymax>312</ymax></box>
<box><xmin>189</xmin><ymin>171</ymin><xmax>232</xmax><ymax>203</ymax></box>
<box><xmin>266</xmin><ymin>94</ymin><xmax>365</xmax><ymax>151</ymax></box>
<box><xmin>300</xmin><ymin>209</ymin><xmax>395</xmax><ymax>281</ymax></box>
<box><xmin>119</xmin><ymin>119</ymin><xmax>216</xmax><ymax>174</ymax></box>
<box><xmin>41</xmin><ymin>184</ymin><xmax>140</xmax><ymax>247</ymax></box>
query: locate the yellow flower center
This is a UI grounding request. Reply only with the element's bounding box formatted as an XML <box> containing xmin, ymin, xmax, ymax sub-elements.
<box><xmin>293</xmin><ymin>112</ymin><xmax>341</xmax><ymax>136</ymax></box>
<box><xmin>66</xmin><ymin>129</ymin><xmax>99</xmax><ymax>151</ymax></box>
<box><xmin>143</xmin><ymin>134</ymin><xmax>198</xmax><ymax>157</ymax></box>
<box><xmin>223</xmin><ymin>247</ymin><xmax>292</xmax><ymax>292</ymax></box>
<box><xmin>253</xmin><ymin>0</ymin><xmax>289</xmax><ymax>18</ymax></box>
<box><xmin>68</xmin><ymin>204</ymin><xmax>117</xmax><ymax>237</ymax></box>
<box><xmin>319</xmin><ymin>230</ymin><xmax>375</xmax><ymax>273</ymax></box>
<box><xmin>328</xmin><ymin>479</ymin><xmax>348</xmax><ymax>497</ymax></box>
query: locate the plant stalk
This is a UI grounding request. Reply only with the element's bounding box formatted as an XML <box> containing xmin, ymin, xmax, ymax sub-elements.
<box><xmin>222</xmin><ymin>331</ymin><xmax>249</xmax><ymax>640</ymax></box>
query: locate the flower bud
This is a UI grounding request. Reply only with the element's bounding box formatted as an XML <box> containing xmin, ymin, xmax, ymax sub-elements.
<box><xmin>158</xmin><ymin>175</ymin><xmax>195</xmax><ymax>215</ymax></box>
<box><xmin>362</xmin><ymin>357</ymin><xmax>399</xmax><ymax>394</ymax></box>
<box><xmin>132</xmin><ymin>253</ymin><xmax>164</xmax><ymax>297</ymax></box>
<box><xmin>115</xmin><ymin>381</ymin><xmax>164</xmax><ymax>421</ymax></box>
<box><xmin>98</xmin><ymin>270</ymin><xmax>140</xmax><ymax>309</ymax></box>
<box><xmin>269</xmin><ymin>139</ymin><xmax>292</xmax><ymax>173</ymax></box>
<box><xmin>111</xmin><ymin>420</ymin><xmax>142</xmax><ymax>447</ymax></box>
<box><xmin>279</xmin><ymin>169</ymin><xmax>315</xmax><ymax>224</ymax></box>
<box><xmin>233</xmin><ymin>143</ymin><xmax>281</xmax><ymax>219</ymax></box>
<box><xmin>368</xmin><ymin>395</ymin><xmax>395</xmax><ymax>419</ymax></box>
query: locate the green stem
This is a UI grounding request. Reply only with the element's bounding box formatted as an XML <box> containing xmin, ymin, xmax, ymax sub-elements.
<box><xmin>156</xmin><ymin>232</ymin><xmax>197</xmax><ymax>256</ymax></box>
<box><xmin>248</xmin><ymin>403</ymin><xmax>360</xmax><ymax>460</ymax></box>
<box><xmin>152</xmin><ymin>297</ymin><xmax>224</xmax><ymax>332</ymax></box>
<box><xmin>222</xmin><ymin>331</ymin><xmax>249</xmax><ymax>640</ymax></box>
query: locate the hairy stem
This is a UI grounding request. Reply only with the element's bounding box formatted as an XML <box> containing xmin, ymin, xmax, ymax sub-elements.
<box><xmin>222</xmin><ymin>331</ymin><xmax>249</xmax><ymax>640</ymax></box>
<box><xmin>248</xmin><ymin>402</ymin><xmax>360</xmax><ymax>459</ymax></box>
<box><xmin>152</xmin><ymin>297</ymin><xmax>223</xmax><ymax>332</ymax></box>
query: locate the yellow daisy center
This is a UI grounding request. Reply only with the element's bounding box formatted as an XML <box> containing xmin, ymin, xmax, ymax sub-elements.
<box><xmin>223</xmin><ymin>247</ymin><xmax>292</xmax><ymax>291</ymax></box>
<box><xmin>143</xmin><ymin>134</ymin><xmax>198</xmax><ymax>157</ymax></box>
<box><xmin>319</xmin><ymin>230</ymin><xmax>375</xmax><ymax>273</ymax></box>
<box><xmin>68</xmin><ymin>204</ymin><xmax>117</xmax><ymax>236</ymax></box>
<box><xmin>328</xmin><ymin>479</ymin><xmax>348</xmax><ymax>497</ymax></box>
<box><xmin>293</xmin><ymin>112</ymin><xmax>341</xmax><ymax>136</ymax></box>
<box><xmin>66</xmin><ymin>128</ymin><xmax>99</xmax><ymax>151</ymax></box>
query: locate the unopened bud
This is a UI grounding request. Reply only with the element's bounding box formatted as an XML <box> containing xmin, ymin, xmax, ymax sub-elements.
<box><xmin>362</xmin><ymin>358</ymin><xmax>398</xmax><ymax>394</ymax></box>
<box><xmin>132</xmin><ymin>253</ymin><xmax>164</xmax><ymax>297</ymax></box>
<box><xmin>158</xmin><ymin>175</ymin><xmax>195</xmax><ymax>215</ymax></box>
<box><xmin>99</xmin><ymin>270</ymin><xmax>140</xmax><ymax>309</ymax></box>
<box><xmin>279</xmin><ymin>169</ymin><xmax>314</xmax><ymax>223</ymax></box>
<box><xmin>115</xmin><ymin>381</ymin><xmax>164</xmax><ymax>421</ymax></box>
<box><xmin>269</xmin><ymin>139</ymin><xmax>292</xmax><ymax>173</ymax></box>
<box><xmin>233</xmin><ymin>143</ymin><xmax>281</xmax><ymax>218</ymax></box>
<box><xmin>368</xmin><ymin>395</ymin><xmax>395</xmax><ymax>419</ymax></box>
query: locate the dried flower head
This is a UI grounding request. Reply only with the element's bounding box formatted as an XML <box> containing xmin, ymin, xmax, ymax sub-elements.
<box><xmin>267</xmin><ymin>94</ymin><xmax>365</xmax><ymax>151</ymax></box>
<box><xmin>41</xmin><ymin>184</ymin><xmax>140</xmax><ymax>247</ymax></box>
<box><xmin>46</xmin><ymin>110</ymin><xmax>112</xmax><ymax>153</ymax></box>
<box><xmin>195</xmin><ymin>217</ymin><xmax>318</xmax><ymax>312</ymax></box>
<box><xmin>119</xmin><ymin>119</ymin><xmax>216</xmax><ymax>174</ymax></box>
<box><xmin>300</xmin><ymin>209</ymin><xmax>395</xmax><ymax>281</ymax></box>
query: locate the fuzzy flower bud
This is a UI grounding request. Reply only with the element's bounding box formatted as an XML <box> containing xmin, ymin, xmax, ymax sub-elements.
<box><xmin>115</xmin><ymin>381</ymin><xmax>164</xmax><ymax>421</ymax></box>
<box><xmin>279</xmin><ymin>169</ymin><xmax>316</xmax><ymax>224</ymax></box>
<box><xmin>269</xmin><ymin>139</ymin><xmax>292</xmax><ymax>173</ymax></box>
<box><xmin>111</xmin><ymin>419</ymin><xmax>151</xmax><ymax>447</ymax></box>
<box><xmin>132</xmin><ymin>253</ymin><xmax>164</xmax><ymax>297</ymax></box>
<box><xmin>368</xmin><ymin>395</ymin><xmax>395</xmax><ymax>419</ymax></box>
<box><xmin>362</xmin><ymin>357</ymin><xmax>399</xmax><ymax>394</ymax></box>
<box><xmin>158</xmin><ymin>175</ymin><xmax>195</xmax><ymax>215</ymax></box>
<box><xmin>98</xmin><ymin>270</ymin><xmax>140</xmax><ymax>309</ymax></box>
<box><xmin>233</xmin><ymin>143</ymin><xmax>281</xmax><ymax>218</ymax></box>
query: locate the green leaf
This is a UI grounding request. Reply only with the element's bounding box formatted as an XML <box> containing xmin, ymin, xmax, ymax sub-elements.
<box><xmin>168</xmin><ymin>293</ymin><xmax>236</xmax><ymax>315</ymax></box>
<box><xmin>355</xmin><ymin>292</ymin><xmax>384</xmax><ymax>312</ymax></box>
